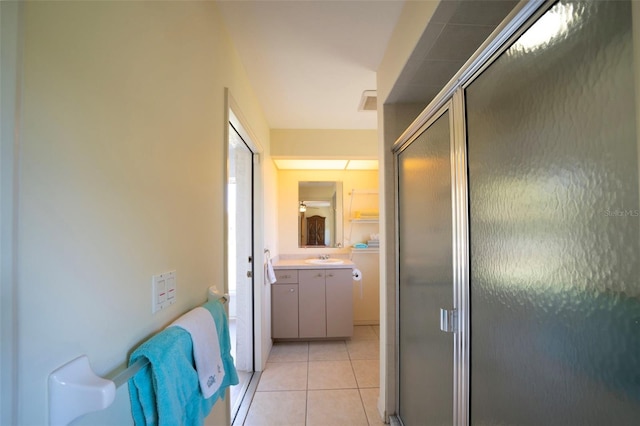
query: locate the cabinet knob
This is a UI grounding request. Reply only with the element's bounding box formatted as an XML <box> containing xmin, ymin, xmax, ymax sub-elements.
<box><xmin>289</xmin><ymin>288</ymin><xmax>295</xmax><ymax>292</ymax></box>
<box><xmin>316</xmin><ymin>273</ymin><xmax>323</xmax><ymax>278</ymax></box>
<box><xmin>327</xmin><ymin>274</ymin><xmax>334</xmax><ymax>277</ymax></box>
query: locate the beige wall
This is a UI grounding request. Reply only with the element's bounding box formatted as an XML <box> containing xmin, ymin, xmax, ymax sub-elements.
<box><xmin>377</xmin><ymin>1</ymin><xmax>439</xmax><ymax>104</ymax></box>
<box><xmin>271</xmin><ymin>128</ymin><xmax>377</xmax><ymax>159</ymax></box>
<box><xmin>10</xmin><ymin>2</ymin><xmax>271</xmax><ymax>425</ymax></box>
<box><xmin>351</xmin><ymin>250</ymin><xmax>381</xmax><ymax>325</ymax></box>
<box><xmin>375</xmin><ymin>3</ymin><xmax>442</xmax><ymax>417</ymax></box>
<box><xmin>376</xmin><ymin>1</ymin><xmax>440</xmax><ymax>419</ymax></box>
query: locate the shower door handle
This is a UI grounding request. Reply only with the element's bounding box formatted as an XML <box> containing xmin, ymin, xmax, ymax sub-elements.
<box><xmin>440</xmin><ymin>308</ymin><xmax>458</xmax><ymax>333</ymax></box>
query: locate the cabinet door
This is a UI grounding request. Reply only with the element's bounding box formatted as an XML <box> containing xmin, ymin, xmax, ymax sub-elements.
<box><xmin>326</xmin><ymin>269</ymin><xmax>354</xmax><ymax>337</ymax></box>
<box><xmin>272</xmin><ymin>284</ymin><xmax>299</xmax><ymax>338</ymax></box>
<box><xmin>274</xmin><ymin>269</ymin><xmax>298</xmax><ymax>284</ymax></box>
<box><xmin>298</xmin><ymin>270</ymin><xmax>326</xmax><ymax>338</ymax></box>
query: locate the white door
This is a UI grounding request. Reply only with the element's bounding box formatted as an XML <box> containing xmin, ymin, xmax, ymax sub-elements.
<box><xmin>227</xmin><ymin>122</ymin><xmax>254</xmax><ymax>416</ymax></box>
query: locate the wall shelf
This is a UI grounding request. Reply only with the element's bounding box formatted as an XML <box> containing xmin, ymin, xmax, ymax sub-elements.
<box><xmin>346</xmin><ymin>189</ymin><xmax>379</xmax><ymax>249</ymax></box>
<box><xmin>350</xmin><ymin>248</ymin><xmax>379</xmax><ymax>253</ymax></box>
<box><xmin>349</xmin><ymin>219</ymin><xmax>379</xmax><ymax>223</ymax></box>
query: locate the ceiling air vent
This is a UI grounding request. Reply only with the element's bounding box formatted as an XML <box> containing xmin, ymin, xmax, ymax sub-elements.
<box><xmin>358</xmin><ymin>90</ymin><xmax>377</xmax><ymax>111</ymax></box>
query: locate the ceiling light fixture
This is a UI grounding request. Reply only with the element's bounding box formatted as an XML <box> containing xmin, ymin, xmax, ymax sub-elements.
<box><xmin>346</xmin><ymin>160</ymin><xmax>379</xmax><ymax>170</ymax></box>
<box><xmin>273</xmin><ymin>159</ymin><xmax>378</xmax><ymax>171</ymax></box>
<box><xmin>273</xmin><ymin>159</ymin><xmax>348</xmax><ymax>170</ymax></box>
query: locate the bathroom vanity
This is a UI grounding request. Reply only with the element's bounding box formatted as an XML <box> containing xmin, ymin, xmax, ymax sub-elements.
<box><xmin>271</xmin><ymin>259</ymin><xmax>354</xmax><ymax>340</ymax></box>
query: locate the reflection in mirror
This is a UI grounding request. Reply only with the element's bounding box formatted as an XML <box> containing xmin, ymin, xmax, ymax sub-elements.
<box><xmin>298</xmin><ymin>181</ymin><xmax>343</xmax><ymax>248</ymax></box>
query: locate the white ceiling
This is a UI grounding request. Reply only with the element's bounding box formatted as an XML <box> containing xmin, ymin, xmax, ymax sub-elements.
<box><xmin>216</xmin><ymin>0</ymin><xmax>405</xmax><ymax>130</ymax></box>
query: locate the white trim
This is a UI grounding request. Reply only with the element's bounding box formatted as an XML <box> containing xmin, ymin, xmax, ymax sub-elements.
<box><xmin>224</xmin><ymin>88</ymin><xmax>270</xmax><ymax>374</ymax></box>
<box><xmin>227</xmin><ymin>91</ymin><xmax>264</xmax><ymax>155</ymax></box>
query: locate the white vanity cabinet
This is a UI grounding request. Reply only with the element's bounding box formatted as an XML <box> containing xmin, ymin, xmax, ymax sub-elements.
<box><xmin>271</xmin><ymin>270</ymin><xmax>299</xmax><ymax>339</ymax></box>
<box><xmin>324</xmin><ymin>269</ymin><xmax>353</xmax><ymax>337</ymax></box>
<box><xmin>299</xmin><ymin>269</ymin><xmax>327</xmax><ymax>338</ymax></box>
<box><xmin>272</xmin><ymin>267</ymin><xmax>353</xmax><ymax>339</ymax></box>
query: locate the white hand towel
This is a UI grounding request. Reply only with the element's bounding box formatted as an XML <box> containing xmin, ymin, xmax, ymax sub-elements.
<box><xmin>170</xmin><ymin>307</ymin><xmax>225</xmax><ymax>399</ymax></box>
<box><xmin>265</xmin><ymin>258</ymin><xmax>277</xmax><ymax>284</ymax></box>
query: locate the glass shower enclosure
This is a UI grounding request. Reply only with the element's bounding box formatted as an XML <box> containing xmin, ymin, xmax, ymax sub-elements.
<box><xmin>394</xmin><ymin>1</ymin><xmax>640</xmax><ymax>424</ymax></box>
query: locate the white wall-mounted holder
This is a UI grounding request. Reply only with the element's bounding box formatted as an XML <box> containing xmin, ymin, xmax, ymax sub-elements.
<box><xmin>48</xmin><ymin>355</ymin><xmax>116</xmax><ymax>426</ymax></box>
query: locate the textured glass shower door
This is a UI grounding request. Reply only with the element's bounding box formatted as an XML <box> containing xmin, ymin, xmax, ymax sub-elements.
<box><xmin>466</xmin><ymin>0</ymin><xmax>640</xmax><ymax>424</ymax></box>
<box><xmin>398</xmin><ymin>109</ymin><xmax>454</xmax><ymax>425</ymax></box>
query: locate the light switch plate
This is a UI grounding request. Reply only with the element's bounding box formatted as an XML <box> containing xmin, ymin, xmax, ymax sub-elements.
<box><xmin>152</xmin><ymin>270</ymin><xmax>176</xmax><ymax>313</ymax></box>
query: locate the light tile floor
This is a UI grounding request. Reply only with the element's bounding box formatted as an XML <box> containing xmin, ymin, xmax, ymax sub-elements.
<box><xmin>244</xmin><ymin>326</ymin><xmax>384</xmax><ymax>426</ymax></box>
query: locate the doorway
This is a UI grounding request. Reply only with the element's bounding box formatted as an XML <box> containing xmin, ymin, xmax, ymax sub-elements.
<box><xmin>227</xmin><ymin>122</ymin><xmax>254</xmax><ymax>419</ymax></box>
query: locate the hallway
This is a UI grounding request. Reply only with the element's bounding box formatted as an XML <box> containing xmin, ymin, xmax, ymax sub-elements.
<box><xmin>243</xmin><ymin>326</ymin><xmax>383</xmax><ymax>425</ymax></box>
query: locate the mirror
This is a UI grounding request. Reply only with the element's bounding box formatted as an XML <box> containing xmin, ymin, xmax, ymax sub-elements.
<box><xmin>298</xmin><ymin>181</ymin><xmax>343</xmax><ymax>247</ymax></box>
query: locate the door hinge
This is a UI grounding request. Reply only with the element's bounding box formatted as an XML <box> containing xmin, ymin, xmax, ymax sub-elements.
<box><xmin>246</xmin><ymin>271</ymin><xmax>253</xmax><ymax>278</ymax></box>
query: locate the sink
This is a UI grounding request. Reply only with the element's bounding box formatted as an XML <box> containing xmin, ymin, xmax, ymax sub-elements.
<box><xmin>305</xmin><ymin>258</ymin><xmax>344</xmax><ymax>265</ymax></box>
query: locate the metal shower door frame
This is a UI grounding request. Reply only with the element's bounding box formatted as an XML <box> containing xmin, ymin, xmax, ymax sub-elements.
<box><xmin>391</xmin><ymin>1</ymin><xmax>557</xmax><ymax>424</ymax></box>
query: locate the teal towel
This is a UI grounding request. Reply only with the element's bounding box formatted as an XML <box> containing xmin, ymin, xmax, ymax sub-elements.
<box><xmin>128</xmin><ymin>300</ymin><xmax>239</xmax><ymax>425</ymax></box>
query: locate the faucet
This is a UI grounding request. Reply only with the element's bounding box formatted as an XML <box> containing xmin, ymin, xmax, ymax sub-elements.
<box><xmin>319</xmin><ymin>254</ymin><xmax>330</xmax><ymax>260</ymax></box>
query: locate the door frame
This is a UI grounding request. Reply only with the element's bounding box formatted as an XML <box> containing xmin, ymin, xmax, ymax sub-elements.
<box><xmin>224</xmin><ymin>89</ymin><xmax>268</xmax><ymax>424</ymax></box>
<box><xmin>224</xmin><ymin>89</ymin><xmax>267</xmax><ymax>370</ymax></box>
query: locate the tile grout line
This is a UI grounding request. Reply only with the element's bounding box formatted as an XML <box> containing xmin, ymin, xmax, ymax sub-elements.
<box><xmin>305</xmin><ymin>342</ymin><xmax>309</xmax><ymax>426</ymax></box>
<box><xmin>349</xmin><ymin>349</ymin><xmax>361</xmax><ymax>389</ymax></box>
<box><xmin>357</xmin><ymin>387</ymin><xmax>372</xmax><ymax>426</ymax></box>
<box><xmin>349</xmin><ymin>343</ymin><xmax>371</xmax><ymax>425</ymax></box>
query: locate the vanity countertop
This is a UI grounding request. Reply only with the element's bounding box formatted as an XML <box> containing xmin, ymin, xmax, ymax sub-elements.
<box><xmin>273</xmin><ymin>259</ymin><xmax>354</xmax><ymax>270</ymax></box>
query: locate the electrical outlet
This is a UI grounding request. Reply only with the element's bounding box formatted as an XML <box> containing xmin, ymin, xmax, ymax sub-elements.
<box><xmin>152</xmin><ymin>270</ymin><xmax>176</xmax><ymax>313</ymax></box>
